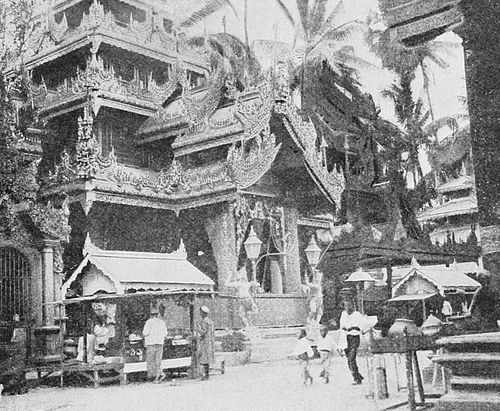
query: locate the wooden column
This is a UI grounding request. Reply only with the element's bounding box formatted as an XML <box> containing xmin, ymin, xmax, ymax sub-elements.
<box><xmin>283</xmin><ymin>206</ymin><xmax>302</xmax><ymax>294</ymax></box>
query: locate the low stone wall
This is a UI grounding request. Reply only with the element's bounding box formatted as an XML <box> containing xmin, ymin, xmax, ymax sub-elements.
<box><xmin>158</xmin><ymin>294</ymin><xmax>307</xmax><ymax>330</ymax></box>
<box><xmin>252</xmin><ymin>294</ymin><xmax>308</xmax><ymax>328</ymax></box>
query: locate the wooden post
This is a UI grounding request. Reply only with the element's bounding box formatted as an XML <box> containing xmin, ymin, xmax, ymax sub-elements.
<box><xmin>412</xmin><ymin>351</ymin><xmax>425</xmax><ymax>404</ymax></box>
<box><xmin>422</xmin><ymin>300</ymin><xmax>427</xmax><ymax>323</ymax></box>
<box><xmin>190</xmin><ymin>295</ymin><xmax>198</xmax><ymax>379</ymax></box>
<box><xmin>406</xmin><ymin>349</ymin><xmax>415</xmax><ymax>411</ymax></box>
<box><xmin>405</xmin><ymin>331</ymin><xmax>416</xmax><ymax>411</ymax></box>
<box><xmin>386</xmin><ymin>264</ymin><xmax>393</xmax><ymax>297</ymax></box>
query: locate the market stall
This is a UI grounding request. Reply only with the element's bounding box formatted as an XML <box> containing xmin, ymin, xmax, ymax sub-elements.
<box><xmin>390</xmin><ymin>259</ymin><xmax>481</xmax><ymax>324</ymax></box>
<box><xmin>59</xmin><ymin>240</ymin><xmax>216</xmax><ymax>384</ymax></box>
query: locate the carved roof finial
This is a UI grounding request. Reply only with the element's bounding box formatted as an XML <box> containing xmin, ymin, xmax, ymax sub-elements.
<box><xmin>83</xmin><ymin>233</ymin><xmax>99</xmax><ymax>254</ymax></box>
<box><xmin>170</xmin><ymin>239</ymin><xmax>187</xmax><ymax>259</ymax></box>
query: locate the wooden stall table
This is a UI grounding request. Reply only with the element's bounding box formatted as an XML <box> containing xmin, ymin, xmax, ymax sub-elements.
<box><xmin>370</xmin><ymin>334</ymin><xmax>438</xmax><ymax>411</ymax></box>
<box><xmin>61</xmin><ymin>361</ymin><xmax>125</xmax><ymax>388</ymax></box>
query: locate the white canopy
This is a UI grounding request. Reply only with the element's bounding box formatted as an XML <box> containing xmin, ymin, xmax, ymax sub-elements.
<box><xmin>392</xmin><ymin>258</ymin><xmax>480</xmax><ymax>297</ymax></box>
<box><xmin>62</xmin><ymin>239</ymin><xmax>214</xmax><ymax>297</ymax></box>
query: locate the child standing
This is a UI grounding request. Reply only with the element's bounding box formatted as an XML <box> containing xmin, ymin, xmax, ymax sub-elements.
<box><xmin>291</xmin><ymin>329</ymin><xmax>314</xmax><ymax>385</ymax></box>
<box><xmin>317</xmin><ymin>325</ymin><xmax>336</xmax><ymax>383</ymax></box>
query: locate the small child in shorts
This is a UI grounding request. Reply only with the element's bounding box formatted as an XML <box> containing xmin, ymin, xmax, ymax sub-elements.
<box><xmin>317</xmin><ymin>324</ymin><xmax>336</xmax><ymax>383</ymax></box>
<box><xmin>291</xmin><ymin>328</ymin><xmax>314</xmax><ymax>385</ymax></box>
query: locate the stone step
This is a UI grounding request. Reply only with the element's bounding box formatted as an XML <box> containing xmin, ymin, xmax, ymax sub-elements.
<box><xmin>451</xmin><ymin>375</ymin><xmax>500</xmax><ymax>386</ymax></box>
<box><xmin>432</xmin><ymin>352</ymin><xmax>500</xmax><ymax>363</ymax></box>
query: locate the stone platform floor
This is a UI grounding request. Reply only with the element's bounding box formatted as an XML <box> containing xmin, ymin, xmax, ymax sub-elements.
<box><xmin>2</xmin><ymin>352</ymin><xmax>443</xmax><ymax>411</ymax></box>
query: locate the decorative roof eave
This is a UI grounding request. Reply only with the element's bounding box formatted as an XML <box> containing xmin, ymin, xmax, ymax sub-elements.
<box><xmin>172</xmin><ymin>125</ymin><xmax>244</xmax><ymax>157</ymax></box>
<box><xmin>136</xmin><ymin>80</ymin><xmax>223</xmax><ymax>138</ymax></box>
<box><xmin>41</xmin><ymin>178</ymin><xmax>238</xmax><ymax>213</ymax></box>
<box><xmin>138</xmin><ymin>116</ymin><xmax>189</xmax><ymax>138</ymax></box>
<box><xmin>436</xmin><ymin>176</ymin><xmax>473</xmax><ymax>194</ymax></box>
<box><xmin>6</xmin><ymin>35</ymin><xmax>90</xmax><ymax>74</ymax></box>
<box><xmin>136</xmin><ymin>87</ymin><xmax>263</xmax><ymax>140</ymax></box>
<box><xmin>45</xmin><ymin>0</ymin><xmax>172</xmax><ymax>17</ymax></box>
<box><xmin>274</xmin><ymin>95</ymin><xmax>346</xmax><ymax>208</ymax></box>
<box><xmin>92</xmin><ymin>176</ymin><xmax>236</xmax><ymax>202</ymax></box>
<box><xmin>91</xmin><ymin>188</ymin><xmax>238</xmax><ymax>213</ymax></box>
<box><xmin>37</xmin><ymin>91</ymin><xmax>157</xmax><ymax>120</ymax></box>
<box><xmin>418</xmin><ymin>198</ymin><xmax>478</xmax><ymax>222</ymax></box>
<box><xmin>392</xmin><ymin>266</ymin><xmax>445</xmax><ymax>297</ymax></box>
<box><xmin>13</xmin><ymin>30</ymin><xmax>208</xmax><ymax>75</ymax></box>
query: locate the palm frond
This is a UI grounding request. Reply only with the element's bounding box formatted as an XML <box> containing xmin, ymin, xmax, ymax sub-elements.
<box><xmin>418</xmin><ymin>110</ymin><xmax>430</xmax><ymax>128</ymax></box>
<box><xmin>423</xmin><ymin>116</ymin><xmax>460</xmax><ymax>138</ymax></box>
<box><xmin>324</xmin><ymin>0</ymin><xmax>345</xmax><ymax>28</ymax></box>
<box><xmin>336</xmin><ymin>46</ymin><xmax>378</xmax><ymax>69</ymax></box>
<box><xmin>296</xmin><ymin>0</ymin><xmax>311</xmax><ymax>37</ymax></box>
<box><xmin>315</xmin><ymin>20</ymin><xmax>363</xmax><ymax>47</ymax></box>
<box><xmin>424</xmin><ymin>52</ymin><xmax>448</xmax><ymax>69</ymax></box>
<box><xmin>273</xmin><ymin>0</ymin><xmax>296</xmax><ymax>28</ymax></box>
<box><xmin>180</xmin><ymin>0</ymin><xmax>237</xmax><ymax>29</ymax></box>
<box><xmin>310</xmin><ymin>0</ymin><xmax>328</xmax><ymax>36</ymax></box>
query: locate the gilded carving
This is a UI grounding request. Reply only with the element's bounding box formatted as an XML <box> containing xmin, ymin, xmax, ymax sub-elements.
<box><xmin>28</xmin><ymin>199</ymin><xmax>71</xmax><ymax>243</ymax></box>
<box><xmin>24</xmin><ymin>0</ymin><xmax>207</xmax><ymax>68</ymax></box>
<box><xmin>45</xmin><ymin>107</ymin><xmax>116</xmax><ymax>183</ymax></box>
<box><xmin>227</xmin><ymin>84</ymin><xmax>281</xmax><ymax>189</ymax></box>
<box><xmin>275</xmin><ymin>95</ymin><xmax>346</xmax><ymax>207</ymax></box>
<box><xmin>181</xmin><ymin>68</ymin><xmax>224</xmax><ymax>126</ymax></box>
<box><xmin>30</xmin><ymin>56</ymin><xmax>182</xmax><ymax>110</ymax></box>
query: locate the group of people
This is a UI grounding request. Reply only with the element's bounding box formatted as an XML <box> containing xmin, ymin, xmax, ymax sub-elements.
<box><xmin>142</xmin><ymin>305</ymin><xmax>215</xmax><ymax>383</ymax></box>
<box><xmin>292</xmin><ymin>300</ymin><xmax>367</xmax><ymax>386</ymax></box>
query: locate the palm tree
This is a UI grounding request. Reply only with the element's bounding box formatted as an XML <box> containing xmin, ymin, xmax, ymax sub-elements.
<box><xmin>273</xmin><ymin>0</ymin><xmax>366</xmax><ymax>97</ymax></box>
<box><xmin>172</xmin><ymin>0</ymin><xmax>237</xmax><ymax>33</ymax></box>
<box><xmin>365</xmin><ymin>12</ymin><xmax>459</xmax><ymax>120</ymax></box>
<box><xmin>381</xmin><ymin>81</ymin><xmax>459</xmax><ymax>188</ymax></box>
<box><xmin>186</xmin><ymin>31</ymin><xmax>261</xmax><ymax>86</ymax></box>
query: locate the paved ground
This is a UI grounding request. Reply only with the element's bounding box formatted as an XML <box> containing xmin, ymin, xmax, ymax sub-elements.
<box><xmin>1</xmin><ymin>354</ymin><xmax>426</xmax><ymax>411</ymax></box>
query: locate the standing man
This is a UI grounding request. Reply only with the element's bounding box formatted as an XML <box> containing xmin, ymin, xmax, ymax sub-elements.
<box><xmin>198</xmin><ymin>306</ymin><xmax>215</xmax><ymax>380</ymax></box>
<box><xmin>339</xmin><ymin>300</ymin><xmax>365</xmax><ymax>385</ymax></box>
<box><xmin>142</xmin><ymin>306</ymin><xmax>168</xmax><ymax>383</ymax></box>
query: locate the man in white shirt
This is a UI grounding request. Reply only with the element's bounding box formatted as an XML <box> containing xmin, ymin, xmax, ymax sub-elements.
<box><xmin>339</xmin><ymin>300</ymin><xmax>365</xmax><ymax>385</ymax></box>
<box><xmin>142</xmin><ymin>307</ymin><xmax>168</xmax><ymax>383</ymax></box>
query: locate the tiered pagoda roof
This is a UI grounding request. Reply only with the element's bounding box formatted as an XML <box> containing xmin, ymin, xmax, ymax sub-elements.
<box><xmin>41</xmin><ymin>65</ymin><xmax>346</xmax><ymax>213</ymax></box>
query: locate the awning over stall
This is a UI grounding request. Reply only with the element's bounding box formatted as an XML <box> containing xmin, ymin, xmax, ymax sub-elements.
<box><xmin>389</xmin><ymin>293</ymin><xmax>437</xmax><ymax>302</ymax></box>
<box><xmin>392</xmin><ymin>258</ymin><xmax>480</xmax><ymax>298</ymax></box>
<box><xmin>62</xmin><ymin>240</ymin><xmax>215</xmax><ymax>297</ymax></box>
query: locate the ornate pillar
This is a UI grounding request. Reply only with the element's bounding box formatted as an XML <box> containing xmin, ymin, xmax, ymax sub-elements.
<box><xmin>205</xmin><ymin>202</ymin><xmax>237</xmax><ymax>291</ymax></box>
<box><xmin>41</xmin><ymin>239</ymin><xmax>58</xmax><ymax>325</ymax></box>
<box><xmin>283</xmin><ymin>206</ymin><xmax>302</xmax><ymax>293</ymax></box>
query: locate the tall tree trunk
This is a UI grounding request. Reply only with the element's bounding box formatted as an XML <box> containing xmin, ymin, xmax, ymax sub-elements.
<box><xmin>243</xmin><ymin>0</ymin><xmax>249</xmax><ymax>49</ymax></box>
<box><xmin>420</xmin><ymin>62</ymin><xmax>435</xmax><ymax>121</ymax></box>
